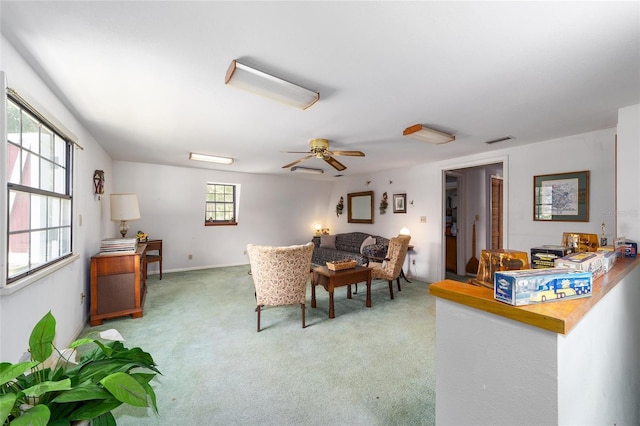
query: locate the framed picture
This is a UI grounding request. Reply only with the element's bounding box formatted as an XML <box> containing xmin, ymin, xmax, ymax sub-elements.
<box><xmin>393</xmin><ymin>193</ymin><xmax>407</xmax><ymax>213</ymax></box>
<box><xmin>533</xmin><ymin>170</ymin><xmax>589</xmax><ymax>222</ymax></box>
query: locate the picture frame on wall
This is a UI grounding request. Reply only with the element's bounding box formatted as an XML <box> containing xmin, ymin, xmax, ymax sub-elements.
<box><xmin>533</xmin><ymin>170</ymin><xmax>589</xmax><ymax>222</ymax></box>
<box><xmin>393</xmin><ymin>193</ymin><xmax>407</xmax><ymax>213</ymax></box>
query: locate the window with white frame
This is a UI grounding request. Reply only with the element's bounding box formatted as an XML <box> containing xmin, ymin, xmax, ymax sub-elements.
<box><xmin>6</xmin><ymin>94</ymin><xmax>74</xmax><ymax>284</ymax></box>
<box><xmin>204</xmin><ymin>183</ymin><xmax>238</xmax><ymax>226</ymax></box>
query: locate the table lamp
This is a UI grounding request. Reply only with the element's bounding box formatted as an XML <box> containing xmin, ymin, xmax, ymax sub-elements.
<box><xmin>110</xmin><ymin>193</ymin><xmax>141</xmax><ymax>237</ymax></box>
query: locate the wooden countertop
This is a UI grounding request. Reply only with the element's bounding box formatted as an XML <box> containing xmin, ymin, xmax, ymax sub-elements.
<box><xmin>429</xmin><ymin>256</ymin><xmax>640</xmax><ymax>334</ymax></box>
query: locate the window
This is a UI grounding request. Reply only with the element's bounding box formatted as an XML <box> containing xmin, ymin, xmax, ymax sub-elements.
<box><xmin>204</xmin><ymin>183</ymin><xmax>238</xmax><ymax>226</ymax></box>
<box><xmin>6</xmin><ymin>95</ymin><xmax>74</xmax><ymax>283</ymax></box>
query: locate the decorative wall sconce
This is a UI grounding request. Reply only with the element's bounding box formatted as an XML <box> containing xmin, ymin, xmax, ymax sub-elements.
<box><xmin>93</xmin><ymin>170</ymin><xmax>105</xmax><ymax>198</ymax></box>
<box><xmin>336</xmin><ymin>196</ymin><xmax>344</xmax><ymax>217</ymax></box>
<box><xmin>379</xmin><ymin>192</ymin><xmax>388</xmax><ymax>215</ymax></box>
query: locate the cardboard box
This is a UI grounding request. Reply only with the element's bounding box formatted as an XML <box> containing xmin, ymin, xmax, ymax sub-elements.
<box><xmin>596</xmin><ymin>249</ymin><xmax>617</xmax><ymax>273</ymax></box>
<box><xmin>530</xmin><ymin>245</ymin><xmax>573</xmax><ymax>269</ymax></box>
<box><xmin>470</xmin><ymin>249</ymin><xmax>530</xmax><ymax>289</ymax></box>
<box><xmin>561</xmin><ymin>232</ymin><xmax>599</xmax><ymax>252</ymax></box>
<box><xmin>554</xmin><ymin>251</ymin><xmax>605</xmax><ymax>280</ymax></box>
<box><xmin>494</xmin><ymin>268</ymin><xmax>592</xmax><ymax>306</ymax></box>
<box><xmin>623</xmin><ymin>240</ymin><xmax>637</xmax><ymax>257</ymax></box>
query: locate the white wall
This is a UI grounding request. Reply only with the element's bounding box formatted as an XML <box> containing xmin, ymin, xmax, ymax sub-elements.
<box><xmin>112</xmin><ymin>161</ymin><xmax>334</xmax><ymax>273</ymax></box>
<box><xmin>616</xmin><ymin>104</ymin><xmax>640</xmax><ymax>241</ymax></box>
<box><xmin>0</xmin><ymin>35</ymin><xmax>113</xmax><ymax>361</ymax></box>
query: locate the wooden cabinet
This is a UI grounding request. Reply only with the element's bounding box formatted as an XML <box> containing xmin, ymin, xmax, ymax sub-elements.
<box><xmin>90</xmin><ymin>245</ymin><xmax>146</xmax><ymax>326</ymax></box>
<box><xmin>446</xmin><ymin>235</ymin><xmax>457</xmax><ymax>272</ymax></box>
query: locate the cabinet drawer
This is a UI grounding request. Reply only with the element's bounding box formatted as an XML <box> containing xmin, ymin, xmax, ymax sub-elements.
<box><xmin>93</xmin><ymin>255</ymin><xmax>138</xmax><ymax>275</ymax></box>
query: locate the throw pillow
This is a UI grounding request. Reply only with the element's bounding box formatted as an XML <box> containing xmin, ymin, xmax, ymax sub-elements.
<box><xmin>360</xmin><ymin>236</ymin><xmax>376</xmax><ymax>254</ymax></box>
<box><xmin>320</xmin><ymin>234</ymin><xmax>336</xmax><ymax>249</ymax></box>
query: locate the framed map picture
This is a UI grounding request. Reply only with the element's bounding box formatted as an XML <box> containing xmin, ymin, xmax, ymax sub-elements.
<box><xmin>533</xmin><ymin>170</ymin><xmax>589</xmax><ymax>221</ymax></box>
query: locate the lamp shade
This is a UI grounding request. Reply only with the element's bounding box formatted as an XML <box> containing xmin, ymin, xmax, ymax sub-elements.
<box><xmin>110</xmin><ymin>194</ymin><xmax>141</xmax><ymax>221</ymax></box>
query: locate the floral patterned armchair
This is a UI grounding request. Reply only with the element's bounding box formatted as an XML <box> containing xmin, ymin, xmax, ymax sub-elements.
<box><xmin>246</xmin><ymin>242</ymin><xmax>314</xmax><ymax>332</ymax></box>
<box><xmin>366</xmin><ymin>235</ymin><xmax>411</xmax><ymax>300</ymax></box>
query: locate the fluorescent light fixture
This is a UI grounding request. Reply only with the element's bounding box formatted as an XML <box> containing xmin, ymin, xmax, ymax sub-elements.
<box><xmin>403</xmin><ymin>124</ymin><xmax>455</xmax><ymax>144</ymax></box>
<box><xmin>189</xmin><ymin>152</ymin><xmax>234</xmax><ymax>165</ymax></box>
<box><xmin>225</xmin><ymin>60</ymin><xmax>319</xmax><ymax>110</ymax></box>
<box><xmin>291</xmin><ymin>166</ymin><xmax>324</xmax><ymax>175</ymax></box>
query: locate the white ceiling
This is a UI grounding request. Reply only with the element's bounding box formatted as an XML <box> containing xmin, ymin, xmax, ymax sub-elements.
<box><xmin>1</xmin><ymin>1</ymin><xmax>639</xmax><ymax>180</ymax></box>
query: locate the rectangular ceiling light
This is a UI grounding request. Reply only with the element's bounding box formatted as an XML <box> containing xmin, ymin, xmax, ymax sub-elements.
<box><xmin>189</xmin><ymin>152</ymin><xmax>234</xmax><ymax>165</ymax></box>
<box><xmin>225</xmin><ymin>60</ymin><xmax>320</xmax><ymax>110</ymax></box>
<box><xmin>403</xmin><ymin>124</ymin><xmax>455</xmax><ymax>144</ymax></box>
<box><xmin>291</xmin><ymin>166</ymin><xmax>324</xmax><ymax>175</ymax></box>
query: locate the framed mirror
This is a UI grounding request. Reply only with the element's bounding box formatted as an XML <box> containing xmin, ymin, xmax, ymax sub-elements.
<box><xmin>348</xmin><ymin>191</ymin><xmax>374</xmax><ymax>224</ymax></box>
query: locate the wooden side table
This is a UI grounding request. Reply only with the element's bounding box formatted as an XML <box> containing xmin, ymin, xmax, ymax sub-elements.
<box><xmin>311</xmin><ymin>265</ymin><xmax>372</xmax><ymax>318</ymax></box>
<box><xmin>144</xmin><ymin>239</ymin><xmax>163</xmax><ymax>280</ymax></box>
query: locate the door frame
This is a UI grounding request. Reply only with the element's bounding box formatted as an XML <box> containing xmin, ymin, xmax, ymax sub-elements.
<box><xmin>441</xmin><ymin>155</ymin><xmax>509</xmax><ymax>280</ymax></box>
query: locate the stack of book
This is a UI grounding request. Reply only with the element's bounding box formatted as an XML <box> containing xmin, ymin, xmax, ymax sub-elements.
<box><xmin>99</xmin><ymin>238</ymin><xmax>137</xmax><ymax>254</ymax></box>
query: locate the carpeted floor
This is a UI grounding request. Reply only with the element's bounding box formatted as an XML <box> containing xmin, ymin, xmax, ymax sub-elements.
<box><xmin>81</xmin><ymin>265</ymin><xmax>436</xmax><ymax>425</ymax></box>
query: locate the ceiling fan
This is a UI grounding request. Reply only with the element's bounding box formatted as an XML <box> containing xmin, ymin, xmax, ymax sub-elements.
<box><xmin>282</xmin><ymin>138</ymin><xmax>365</xmax><ymax>171</ymax></box>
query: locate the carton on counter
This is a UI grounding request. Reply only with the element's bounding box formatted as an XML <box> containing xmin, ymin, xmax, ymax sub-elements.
<box><xmin>554</xmin><ymin>251</ymin><xmax>605</xmax><ymax>280</ymax></box>
<box><xmin>494</xmin><ymin>268</ymin><xmax>592</xmax><ymax>306</ymax></box>
<box><xmin>530</xmin><ymin>245</ymin><xmax>573</xmax><ymax>269</ymax></box>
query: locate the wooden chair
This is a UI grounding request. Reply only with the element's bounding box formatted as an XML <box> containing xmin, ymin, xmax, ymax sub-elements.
<box><xmin>246</xmin><ymin>242</ymin><xmax>314</xmax><ymax>332</ymax></box>
<box><xmin>364</xmin><ymin>235</ymin><xmax>411</xmax><ymax>299</ymax></box>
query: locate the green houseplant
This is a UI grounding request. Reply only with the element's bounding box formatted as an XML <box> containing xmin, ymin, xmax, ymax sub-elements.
<box><xmin>0</xmin><ymin>311</ymin><xmax>160</xmax><ymax>425</ymax></box>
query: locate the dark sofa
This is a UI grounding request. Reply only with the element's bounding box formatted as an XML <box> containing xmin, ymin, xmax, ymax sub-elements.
<box><xmin>311</xmin><ymin>232</ymin><xmax>389</xmax><ymax>266</ymax></box>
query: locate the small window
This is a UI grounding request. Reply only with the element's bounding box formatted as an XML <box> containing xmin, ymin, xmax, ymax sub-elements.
<box><xmin>205</xmin><ymin>183</ymin><xmax>238</xmax><ymax>226</ymax></box>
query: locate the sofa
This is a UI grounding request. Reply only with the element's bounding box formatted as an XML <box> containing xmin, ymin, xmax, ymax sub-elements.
<box><xmin>311</xmin><ymin>232</ymin><xmax>389</xmax><ymax>266</ymax></box>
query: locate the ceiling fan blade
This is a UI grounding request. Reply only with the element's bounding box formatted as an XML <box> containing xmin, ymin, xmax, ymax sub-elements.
<box><xmin>282</xmin><ymin>151</ymin><xmax>312</xmax><ymax>154</ymax></box>
<box><xmin>331</xmin><ymin>150</ymin><xmax>365</xmax><ymax>157</ymax></box>
<box><xmin>324</xmin><ymin>156</ymin><xmax>347</xmax><ymax>171</ymax></box>
<box><xmin>282</xmin><ymin>155</ymin><xmax>314</xmax><ymax>169</ymax></box>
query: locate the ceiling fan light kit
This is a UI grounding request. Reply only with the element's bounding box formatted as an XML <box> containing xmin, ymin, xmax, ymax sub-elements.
<box><xmin>403</xmin><ymin>124</ymin><xmax>455</xmax><ymax>144</ymax></box>
<box><xmin>282</xmin><ymin>138</ymin><xmax>365</xmax><ymax>172</ymax></box>
<box><xmin>225</xmin><ymin>60</ymin><xmax>320</xmax><ymax>110</ymax></box>
<box><xmin>291</xmin><ymin>166</ymin><xmax>324</xmax><ymax>174</ymax></box>
<box><xmin>189</xmin><ymin>152</ymin><xmax>234</xmax><ymax>165</ymax></box>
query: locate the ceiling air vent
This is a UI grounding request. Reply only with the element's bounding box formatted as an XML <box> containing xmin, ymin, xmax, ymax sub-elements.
<box><xmin>485</xmin><ymin>136</ymin><xmax>514</xmax><ymax>145</ymax></box>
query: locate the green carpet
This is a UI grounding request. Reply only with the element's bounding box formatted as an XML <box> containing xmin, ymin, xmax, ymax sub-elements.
<box><xmin>81</xmin><ymin>265</ymin><xmax>436</xmax><ymax>425</ymax></box>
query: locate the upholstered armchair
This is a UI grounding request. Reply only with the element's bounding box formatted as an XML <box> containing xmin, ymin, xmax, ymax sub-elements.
<box><xmin>246</xmin><ymin>242</ymin><xmax>314</xmax><ymax>332</ymax></box>
<box><xmin>365</xmin><ymin>235</ymin><xmax>411</xmax><ymax>299</ymax></box>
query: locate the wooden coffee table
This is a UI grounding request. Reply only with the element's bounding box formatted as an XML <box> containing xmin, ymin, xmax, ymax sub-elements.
<box><xmin>311</xmin><ymin>265</ymin><xmax>372</xmax><ymax>318</ymax></box>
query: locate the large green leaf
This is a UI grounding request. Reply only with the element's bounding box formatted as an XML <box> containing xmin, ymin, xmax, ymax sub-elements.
<box><xmin>10</xmin><ymin>404</ymin><xmax>50</xmax><ymax>426</ymax></box>
<box><xmin>90</xmin><ymin>411</ymin><xmax>117</xmax><ymax>426</ymax></box>
<box><xmin>130</xmin><ymin>373</ymin><xmax>158</xmax><ymax>414</ymax></box>
<box><xmin>52</xmin><ymin>382</ymin><xmax>111</xmax><ymax>403</ymax></box>
<box><xmin>0</xmin><ymin>393</ymin><xmax>17</xmax><ymax>424</ymax></box>
<box><xmin>100</xmin><ymin>372</ymin><xmax>148</xmax><ymax>407</ymax></box>
<box><xmin>0</xmin><ymin>361</ymin><xmax>38</xmax><ymax>387</ymax></box>
<box><xmin>68</xmin><ymin>338</ymin><xmax>96</xmax><ymax>349</ymax></box>
<box><xmin>21</xmin><ymin>379</ymin><xmax>71</xmax><ymax>397</ymax></box>
<box><xmin>68</xmin><ymin>398</ymin><xmax>121</xmax><ymax>421</ymax></box>
<box><xmin>29</xmin><ymin>312</ymin><xmax>56</xmax><ymax>363</ymax></box>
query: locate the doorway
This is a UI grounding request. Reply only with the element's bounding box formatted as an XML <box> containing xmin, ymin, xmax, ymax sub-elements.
<box><xmin>443</xmin><ymin>161</ymin><xmax>504</xmax><ymax>279</ymax></box>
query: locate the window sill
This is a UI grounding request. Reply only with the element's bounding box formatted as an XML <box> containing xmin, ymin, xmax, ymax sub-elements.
<box><xmin>0</xmin><ymin>253</ymin><xmax>80</xmax><ymax>296</ymax></box>
<box><xmin>204</xmin><ymin>222</ymin><xmax>238</xmax><ymax>227</ymax></box>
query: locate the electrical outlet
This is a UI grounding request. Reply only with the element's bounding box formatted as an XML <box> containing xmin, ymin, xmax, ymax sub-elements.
<box><xmin>188</xmin><ymin>254</ymin><xmax>193</xmax><ymax>260</ymax></box>
<box><xmin>80</xmin><ymin>292</ymin><xmax>85</xmax><ymax>304</ymax></box>
<box><xmin>475</xmin><ymin>214</ymin><xmax>480</xmax><ymax>221</ymax></box>
<box><xmin>412</xmin><ymin>259</ymin><xmax>416</xmax><ymax>265</ymax></box>
<box><xmin>243</xmin><ymin>250</ymin><xmax>247</xmax><ymax>255</ymax></box>
<box><xmin>420</xmin><ymin>216</ymin><xmax>427</xmax><ymax>223</ymax></box>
